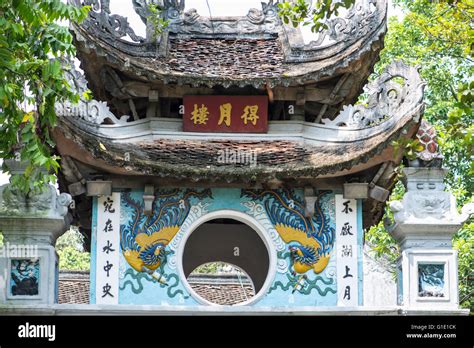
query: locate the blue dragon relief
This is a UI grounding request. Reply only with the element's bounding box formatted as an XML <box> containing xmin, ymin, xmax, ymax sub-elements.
<box><xmin>242</xmin><ymin>189</ymin><xmax>336</xmax><ymax>295</ymax></box>
<box><xmin>120</xmin><ymin>189</ymin><xmax>212</xmax><ymax>292</ymax></box>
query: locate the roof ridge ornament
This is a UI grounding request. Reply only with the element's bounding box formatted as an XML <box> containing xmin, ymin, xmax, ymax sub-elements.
<box><xmin>55</xmin><ymin>60</ymin><xmax>130</xmax><ymax>126</ymax></box>
<box><xmin>284</xmin><ymin>0</ymin><xmax>386</xmax><ymax>63</ymax></box>
<box><xmin>321</xmin><ymin>61</ymin><xmax>425</xmax><ymax>130</ymax></box>
<box><xmin>165</xmin><ymin>0</ymin><xmax>281</xmax><ymax>36</ymax></box>
<box><xmin>71</xmin><ymin>0</ymin><xmax>386</xmax><ymax>65</ymax></box>
<box><xmin>308</xmin><ymin>0</ymin><xmax>378</xmax><ymax>49</ymax></box>
<box><xmin>71</xmin><ymin>0</ymin><xmax>146</xmax><ymax>42</ymax></box>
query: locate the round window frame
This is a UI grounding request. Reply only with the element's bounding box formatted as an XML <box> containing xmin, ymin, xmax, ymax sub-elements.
<box><xmin>176</xmin><ymin>210</ymin><xmax>277</xmax><ymax>306</ymax></box>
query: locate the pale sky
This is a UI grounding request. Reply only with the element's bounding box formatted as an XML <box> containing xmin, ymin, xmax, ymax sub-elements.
<box><xmin>0</xmin><ymin>0</ymin><xmax>403</xmax><ymax>186</ymax></box>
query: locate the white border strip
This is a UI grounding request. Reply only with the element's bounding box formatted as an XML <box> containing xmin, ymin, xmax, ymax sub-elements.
<box><xmin>96</xmin><ymin>193</ymin><xmax>121</xmax><ymax>305</ymax></box>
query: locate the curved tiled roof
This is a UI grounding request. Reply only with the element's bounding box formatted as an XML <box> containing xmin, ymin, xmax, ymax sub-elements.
<box><xmin>54</xmin><ymin>118</ymin><xmax>416</xmax><ymax>183</ymax></box>
<box><xmin>167</xmin><ymin>38</ymin><xmax>285</xmax><ymax>79</ymax></box>
<box><xmin>58</xmin><ymin>271</ymin><xmax>90</xmax><ymax>304</ymax></box>
<box><xmin>188</xmin><ymin>274</ymin><xmax>255</xmax><ymax>305</ymax></box>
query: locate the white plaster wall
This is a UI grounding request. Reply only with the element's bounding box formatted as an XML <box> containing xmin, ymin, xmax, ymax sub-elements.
<box><xmin>363</xmin><ymin>246</ymin><xmax>397</xmax><ymax>307</ymax></box>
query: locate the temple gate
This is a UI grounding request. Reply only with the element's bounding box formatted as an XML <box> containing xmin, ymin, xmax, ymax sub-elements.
<box><xmin>0</xmin><ymin>0</ymin><xmax>471</xmax><ymax>314</ymax></box>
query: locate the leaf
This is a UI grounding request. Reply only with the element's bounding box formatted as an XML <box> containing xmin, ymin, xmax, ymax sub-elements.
<box><xmin>21</xmin><ymin>112</ymin><xmax>34</xmax><ymax>123</ymax></box>
<box><xmin>99</xmin><ymin>142</ymin><xmax>107</xmax><ymax>152</ymax></box>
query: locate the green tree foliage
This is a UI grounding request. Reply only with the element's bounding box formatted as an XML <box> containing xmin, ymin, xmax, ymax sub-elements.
<box><xmin>0</xmin><ymin>0</ymin><xmax>89</xmax><ymax>193</ymax></box>
<box><xmin>57</xmin><ymin>246</ymin><xmax>90</xmax><ymax>271</ymax></box>
<box><xmin>147</xmin><ymin>2</ymin><xmax>170</xmax><ymax>41</ymax></box>
<box><xmin>56</xmin><ymin>228</ymin><xmax>90</xmax><ymax>271</ymax></box>
<box><xmin>365</xmin><ymin>181</ymin><xmax>405</xmax><ymax>266</ymax></box>
<box><xmin>378</xmin><ymin>0</ymin><xmax>473</xmax><ymax>201</ymax></box>
<box><xmin>192</xmin><ymin>262</ymin><xmax>224</xmax><ymax>274</ymax></box>
<box><xmin>278</xmin><ymin>0</ymin><xmax>355</xmax><ymax>32</ymax></box>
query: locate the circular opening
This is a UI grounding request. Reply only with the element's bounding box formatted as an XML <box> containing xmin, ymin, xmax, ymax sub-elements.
<box><xmin>180</xmin><ymin>215</ymin><xmax>272</xmax><ymax>306</ymax></box>
<box><xmin>187</xmin><ymin>262</ymin><xmax>256</xmax><ymax>305</ymax></box>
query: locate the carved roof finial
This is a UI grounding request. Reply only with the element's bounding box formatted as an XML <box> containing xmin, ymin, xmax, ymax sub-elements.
<box><xmin>412</xmin><ymin>119</ymin><xmax>443</xmax><ymax>167</ymax></box>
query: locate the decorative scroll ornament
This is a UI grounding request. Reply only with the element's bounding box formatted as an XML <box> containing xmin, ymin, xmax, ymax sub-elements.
<box><xmin>161</xmin><ymin>0</ymin><xmax>185</xmax><ymax>22</ymax></box>
<box><xmin>71</xmin><ymin>0</ymin><xmax>145</xmax><ymax>43</ymax></box>
<box><xmin>321</xmin><ymin>61</ymin><xmax>425</xmax><ymax>129</ymax></box>
<box><xmin>306</xmin><ymin>0</ymin><xmax>378</xmax><ymax>49</ymax></box>
<box><xmin>55</xmin><ymin>61</ymin><xmax>130</xmax><ymax>125</ymax></box>
<box><xmin>285</xmin><ymin>0</ymin><xmax>385</xmax><ymax>62</ymax></box>
<box><xmin>165</xmin><ymin>0</ymin><xmax>281</xmax><ymax>35</ymax></box>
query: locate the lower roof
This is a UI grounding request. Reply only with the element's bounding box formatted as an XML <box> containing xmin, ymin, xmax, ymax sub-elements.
<box><xmin>53</xmin><ymin>61</ymin><xmax>425</xmax><ymax>184</ymax></box>
<box><xmin>54</xmin><ymin>113</ymin><xmax>418</xmax><ymax>184</ymax></box>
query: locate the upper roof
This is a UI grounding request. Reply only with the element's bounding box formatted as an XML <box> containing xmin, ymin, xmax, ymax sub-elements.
<box><xmin>69</xmin><ymin>0</ymin><xmax>387</xmax><ymax>89</ymax></box>
<box><xmin>167</xmin><ymin>38</ymin><xmax>285</xmax><ymax>80</ymax></box>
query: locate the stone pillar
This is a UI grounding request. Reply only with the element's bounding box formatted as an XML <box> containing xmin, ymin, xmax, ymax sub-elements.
<box><xmin>0</xmin><ymin>161</ymin><xmax>72</xmax><ymax>305</ymax></box>
<box><xmin>388</xmin><ymin>167</ymin><xmax>472</xmax><ymax>309</ymax></box>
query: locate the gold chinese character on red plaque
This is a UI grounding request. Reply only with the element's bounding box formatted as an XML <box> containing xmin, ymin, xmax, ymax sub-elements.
<box><xmin>218</xmin><ymin>103</ymin><xmax>232</xmax><ymax>127</ymax></box>
<box><xmin>190</xmin><ymin>104</ymin><xmax>209</xmax><ymax>125</ymax></box>
<box><xmin>183</xmin><ymin>96</ymin><xmax>268</xmax><ymax>133</ymax></box>
<box><xmin>241</xmin><ymin>105</ymin><xmax>260</xmax><ymax>126</ymax></box>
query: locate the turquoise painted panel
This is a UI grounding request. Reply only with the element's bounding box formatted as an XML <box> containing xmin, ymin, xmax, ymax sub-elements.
<box><xmin>10</xmin><ymin>259</ymin><xmax>40</xmax><ymax>296</ymax></box>
<box><xmin>90</xmin><ymin>197</ymin><xmax>98</xmax><ymax>304</ymax></box>
<box><xmin>418</xmin><ymin>263</ymin><xmax>445</xmax><ymax>297</ymax></box>
<box><xmin>91</xmin><ymin>188</ymin><xmax>363</xmax><ymax>307</ymax></box>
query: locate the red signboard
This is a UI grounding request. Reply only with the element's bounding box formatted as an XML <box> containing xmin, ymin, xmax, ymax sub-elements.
<box><xmin>183</xmin><ymin>96</ymin><xmax>268</xmax><ymax>133</ymax></box>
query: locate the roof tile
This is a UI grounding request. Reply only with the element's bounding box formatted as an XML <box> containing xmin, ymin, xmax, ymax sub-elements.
<box><xmin>166</xmin><ymin>38</ymin><xmax>285</xmax><ymax>79</ymax></box>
